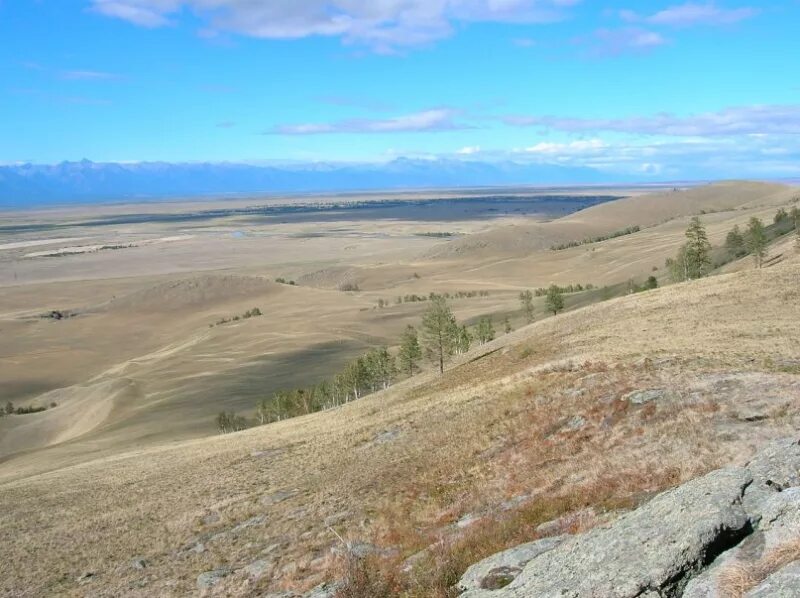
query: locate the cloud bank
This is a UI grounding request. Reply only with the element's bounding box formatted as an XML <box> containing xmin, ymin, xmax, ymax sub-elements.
<box><xmin>90</xmin><ymin>0</ymin><xmax>580</xmax><ymax>51</ymax></box>
<box><xmin>503</xmin><ymin>105</ymin><xmax>800</xmax><ymax>136</ymax></box>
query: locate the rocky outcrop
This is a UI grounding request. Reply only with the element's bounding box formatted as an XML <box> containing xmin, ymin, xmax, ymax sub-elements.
<box><xmin>461</xmin><ymin>438</ymin><xmax>800</xmax><ymax>598</ymax></box>
<box><xmin>457</xmin><ymin>536</ymin><xmax>565</xmax><ymax>592</ymax></box>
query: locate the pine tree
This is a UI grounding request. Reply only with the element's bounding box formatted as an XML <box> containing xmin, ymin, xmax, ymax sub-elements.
<box><xmin>545</xmin><ymin>285</ymin><xmax>565</xmax><ymax>315</ymax></box>
<box><xmin>725</xmin><ymin>225</ymin><xmax>746</xmax><ymax>257</ymax></box>
<box><xmin>684</xmin><ymin>217</ymin><xmax>712</xmax><ymax>279</ymax></box>
<box><xmin>476</xmin><ymin>317</ymin><xmax>495</xmax><ymax>344</ymax></box>
<box><xmin>503</xmin><ymin>316</ymin><xmax>512</xmax><ymax>334</ymax></box>
<box><xmin>519</xmin><ymin>290</ymin><xmax>535</xmax><ymax>323</ymax></box>
<box><xmin>746</xmin><ymin>217</ymin><xmax>768</xmax><ymax>268</ymax></box>
<box><xmin>366</xmin><ymin>347</ymin><xmax>396</xmax><ymax>390</ymax></box>
<box><xmin>792</xmin><ymin>207</ymin><xmax>800</xmax><ymax>253</ymax></box>
<box><xmin>421</xmin><ymin>295</ymin><xmax>458</xmax><ymax>374</ymax></box>
<box><xmin>398</xmin><ymin>325</ymin><xmax>422</xmax><ymax>376</ymax></box>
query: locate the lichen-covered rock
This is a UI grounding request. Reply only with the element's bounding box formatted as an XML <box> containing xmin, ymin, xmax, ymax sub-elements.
<box><xmin>461</xmin><ymin>467</ymin><xmax>753</xmax><ymax>597</ymax></box>
<box><xmin>457</xmin><ymin>536</ymin><xmax>565</xmax><ymax>592</ymax></box>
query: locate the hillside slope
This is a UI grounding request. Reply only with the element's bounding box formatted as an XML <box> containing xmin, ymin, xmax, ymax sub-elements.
<box><xmin>425</xmin><ymin>181</ymin><xmax>794</xmax><ymax>258</ymax></box>
<box><xmin>1</xmin><ymin>256</ymin><xmax>799</xmax><ymax>597</ymax></box>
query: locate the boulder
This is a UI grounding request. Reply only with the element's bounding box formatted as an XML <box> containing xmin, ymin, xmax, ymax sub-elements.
<box><xmin>461</xmin><ymin>467</ymin><xmax>753</xmax><ymax>597</ymax></box>
<box><xmin>457</xmin><ymin>536</ymin><xmax>565</xmax><ymax>592</ymax></box>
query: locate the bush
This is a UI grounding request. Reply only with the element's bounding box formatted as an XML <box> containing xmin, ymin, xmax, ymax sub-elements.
<box><xmin>216</xmin><ymin>411</ymin><xmax>248</xmax><ymax>434</ymax></box>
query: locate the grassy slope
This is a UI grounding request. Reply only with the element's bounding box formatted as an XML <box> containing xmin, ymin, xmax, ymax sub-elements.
<box><xmin>1</xmin><ymin>254</ymin><xmax>799</xmax><ymax>597</ymax></box>
<box><xmin>424</xmin><ymin>181</ymin><xmax>794</xmax><ymax>258</ymax></box>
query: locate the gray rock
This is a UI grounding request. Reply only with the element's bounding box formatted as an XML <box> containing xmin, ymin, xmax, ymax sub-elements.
<box><xmin>457</xmin><ymin>536</ymin><xmax>565</xmax><ymax>592</ymax></box>
<box><xmin>743</xmin><ymin>438</ymin><xmax>800</xmax><ymax>517</ymax></box>
<box><xmin>746</xmin><ymin>561</ymin><xmax>800</xmax><ymax>597</ymax></box>
<box><xmin>461</xmin><ymin>467</ymin><xmax>753</xmax><ymax>597</ymax></box>
<box><xmin>623</xmin><ymin>388</ymin><xmax>672</xmax><ymax>405</ymax></box>
<box><xmin>76</xmin><ymin>572</ymin><xmax>95</xmax><ymax>584</ymax></box>
<box><xmin>196</xmin><ymin>567</ymin><xmax>232</xmax><ymax>589</ymax></box>
<box><xmin>243</xmin><ymin>559</ymin><xmax>272</xmax><ymax>580</ymax></box>
<box><xmin>684</xmin><ymin>477</ymin><xmax>800</xmax><ymax>597</ymax></box>
<box><xmin>303</xmin><ymin>581</ymin><xmax>341</xmax><ymax>597</ymax></box>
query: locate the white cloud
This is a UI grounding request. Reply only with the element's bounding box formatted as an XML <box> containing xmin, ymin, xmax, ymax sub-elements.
<box><xmin>90</xmin><ymin>0</ymin><xmax>581</xmax><ymax>51</ymax></box>
<box><xmin>267</xmin><ymin>108</ymin><xmax>471</xmax><ymax>135</ymax></box>
<box><xmin>622</xmin><ymin>3</ymin><xmax>758</xmax><ymax>27</ymax></box>
<box><xmin>588</xmin><ymin>27</ymin><xmax>667</xmax><ymax>55</ymax></box>
<box><xmin>457</xmin><ymin>145</ymin><xmax>482</xmax><ymax>154</ymax></box>
<box><xmin>503</xmin><ymin>105</ymin><xmax>800</xmax><ymax>136</ymax></box>
<box><xmin>518</xmin><ymin>139</ymin><xmax>607</xmax><ymax>154</ymax></box>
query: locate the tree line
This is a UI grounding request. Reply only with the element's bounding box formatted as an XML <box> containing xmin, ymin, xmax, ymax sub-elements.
<box><xmin>376</xmin><ymin>290</ymin><xmax>491</xmax><ymax>309</ymax></box>
<box><xmin>550</xmin><ymin>226</ymin><xmax>641</xmax><ymax>251</ymax></box>
<box><xmin>215</xmin><ymin>291</ymin><xmax>562</xmax><ymax>433</ymax></box>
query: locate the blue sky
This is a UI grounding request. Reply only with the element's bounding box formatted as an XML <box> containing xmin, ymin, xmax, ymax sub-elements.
<box><xmin>2</xmin><ymin>1</ymin><xmax>799</xmax><ymax>179</ymax></box>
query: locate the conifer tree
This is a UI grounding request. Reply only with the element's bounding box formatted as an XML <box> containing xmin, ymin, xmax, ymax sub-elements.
<box><xmin>746</xmin><ymin>217</ymin><xmax>768</xmax><ymax>268</ymax></box>
<box><xmin>398</xmin><ymin>325</ymin><xmax>422</xmax><ymax>376</ymax></box>
<box><xmin>519</xmin><ymin>290</ymin><xmax>535</xmax><ymax>323</ymax></box>
<box><xmin>421</xmin><ymin>296</ymin><xmax>458</xmax><ymax>374</ymax></box>
<box><xmin>684</xmin><ymin>216</ymin><xmax>712</xmax><ymax>279</ymax></box>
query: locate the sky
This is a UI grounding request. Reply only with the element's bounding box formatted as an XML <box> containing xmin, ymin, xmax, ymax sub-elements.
<box><xmin>1</xmin><ymin>1</ymin><xmax>799</xmax><ymax>179</ymax></box>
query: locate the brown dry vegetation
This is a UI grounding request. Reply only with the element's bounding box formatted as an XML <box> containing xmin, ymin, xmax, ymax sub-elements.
<box><xmin>1</xmin><ymin>181</ymin><xmax>799</xmax><ymax>596</ymax></box>
<box><xmin>1</xmin><ymin>256</ymin><xmax>799</xmax><ymax>596</ymax></box>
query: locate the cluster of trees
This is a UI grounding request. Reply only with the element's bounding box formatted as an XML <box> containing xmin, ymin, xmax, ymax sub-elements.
<box><xmin>217</xmin><ymin>295</ymin><xmax>524</xmax><ymax>433</ymax></box>
<box><xmin>725</xmin><ymin>207</ymin><xmax>799</xmax><ymax>267</ymax></box>
<box><xmin>627</xmin><ymin>276</ymin><xmax>659</xmax><ymax>294</ymax></box>
<box><xmin>550</xmin><ymin>226</ymin><xmax>641</xmax><ymax>251</ymax></box>
<box><xmin>274</xmin><ymin>277</ymin><xmax>297</xmax><ymax>286</ymax></box>
<box><xmin>416</xmin><ymin>231</ymin><xmax>456</xmax><ymax>238</ymax></box>
<box><xmin>532</xmin><ymin>283</ymin><xmax>594</xmax><ymax>297</ymax></box>
<box><xmin>2</xmin><ymin>401</ymin><xmax>56</xmax><ymax>417</ymax></box>
<box><xmin>376</xmin><ymin>290</ymin><xmax>491</xmax><ymax>309</ymax></box>
<box><xmin>211</xmin><ymin>307</ymin><xmax>262</xmax><ymax>327</ymax></box>
<box><xmin>518</xmin><ymin>285</ymin><xmax>566</xmax><ymax>321</ymax></box>
<box><xmin>669</xmin><ymin>207</ymin><xmax>799</xmax><ymax>282</ymax></box>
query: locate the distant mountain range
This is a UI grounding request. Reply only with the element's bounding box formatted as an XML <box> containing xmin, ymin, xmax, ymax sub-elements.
<box><xmin>0</xmin><ymin>158</ymin><xmax>625</xmax><ymax>207</ymax></box>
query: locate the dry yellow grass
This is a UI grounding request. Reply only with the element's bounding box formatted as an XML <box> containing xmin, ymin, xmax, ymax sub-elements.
<box><xmin>1</xmin><ymin>254</ymin><xmax>799</xmax><ymax>596</ymax></box>
<box><xmin>1</xmin><ymin>181</ymin><xmax>799</xmax><ymax>596</ymax></box>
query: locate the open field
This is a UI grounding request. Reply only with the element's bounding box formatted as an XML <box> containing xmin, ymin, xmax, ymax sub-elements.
<box><xmin>1</xmin><ymin>180</ymin><xmax>799</xmax><ymax>596</ymax></box>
